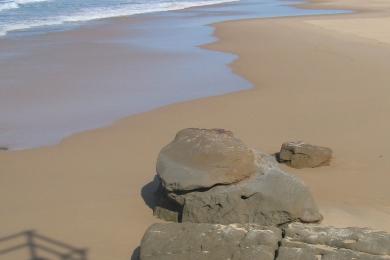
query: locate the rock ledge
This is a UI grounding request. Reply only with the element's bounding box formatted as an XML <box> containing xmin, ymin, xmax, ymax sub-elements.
<box><xmin>139</xmin><ymin>222</ymin><xmax>390</xmax><ymax>260</ymax></box>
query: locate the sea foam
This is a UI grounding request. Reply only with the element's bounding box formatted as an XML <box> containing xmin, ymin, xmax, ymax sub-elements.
<box><xmin>15</xmin><ymin>0</ymin><xmax>51</xmax><ymax>4</ymax></box>
<box><xmin>0</xmin><ymin>0</ymin><xmax>238</xmax><ymax>37</ymax></box>
<box><xmin>0</xmin><ymin>0</ymin><xmax>51</xmax><ymax>13</ymax></box>
<box><xmin>0</xmin><ymin>1</ymin><xmax>18</xmax><ymax>12</ymax></box>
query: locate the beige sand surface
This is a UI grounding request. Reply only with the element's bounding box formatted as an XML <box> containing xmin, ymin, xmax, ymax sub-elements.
<box><xmin>302</xmin><ymin>0</ymin><xmax>390</xmax><ymax>12</ymax></box>
<box><xmin>306</xmin><ymin>17</ymin><xmax>390</xmax><ymax>44</ymax></box>
<box><xmin>1</xmin><ymin>0</ymin><xmax>390</xmax><ymax>259</ymax></box>
<box><xmin>301</xmin><ymin>0</ymin><xmax>390</xmax><ymax>45</ymax></box>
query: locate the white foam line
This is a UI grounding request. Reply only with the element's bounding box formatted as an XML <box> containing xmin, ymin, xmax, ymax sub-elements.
<box><xmin>0</xmin><ymin>2</ymin><xmax>18</xmax><ymax>12</ymax></box>
<box><xmin>0</xmin><ymin>0</ymin><xmax>51</xmax><ymax>13</ymax></box>
<box><xmin>61</xmin><ymin>0</ymin><xmax>239</xmax><ymax>22</ymax></box>
<box><xmin>15</xmin><ymin>0</ymin><xmax>51</xmax><ymax>4</ymax></box>
<box><xmin>0</xmin><ymin>0</ymin><xmax>239</xmax><ymax>36</ymax></box>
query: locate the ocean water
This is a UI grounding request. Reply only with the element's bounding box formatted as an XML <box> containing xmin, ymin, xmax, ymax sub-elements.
<box><xmin>0</xmin><ymin>0</ymin><xmax>348</xmax><ymax>149</ymax></box>
<box><xmin>0</xmin><ymin>0</ymin><xmax>240</xmax><ymax>36</ymax></box>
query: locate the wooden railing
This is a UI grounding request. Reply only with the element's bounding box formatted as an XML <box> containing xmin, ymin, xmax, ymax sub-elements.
<box><xmin>0</xmin><ymin>230</ymin><xmax>87</xmax><ymax>260</ymax></box>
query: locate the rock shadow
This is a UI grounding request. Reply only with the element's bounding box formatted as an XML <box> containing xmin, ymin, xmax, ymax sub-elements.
<box><xmin>130</xmin><ymin>246</ymin><xmax>140</xmax><ymax>260</ymax></box>
<box><xmin>273</xmin><ymin>152</ymin><xmax>282</xmax><ymax>163</ymax></box>
<box><xmin>141</xmin><ymin>175</ymin><xmax>160</xmax><ymax>210</ymax></box>
<box><xmin>141</xmin><ymin>175</ymin><xmax>183</xmax><ymax>222</ymax></box>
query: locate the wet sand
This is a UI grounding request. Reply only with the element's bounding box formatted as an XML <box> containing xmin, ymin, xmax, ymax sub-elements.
<box><xmin>0</xmin><ymin>13</ymin><xmax>248</xmax><ymax>150</ymax></box>
<box><xmin>1</xmin><ymin>0</ymin><xmax>390</xmax><ymax>259</ymax></box>
<box><xmin>0</xmin><ymin>0</ymin><xmax>338</xmax><ymax>150</ymax></box>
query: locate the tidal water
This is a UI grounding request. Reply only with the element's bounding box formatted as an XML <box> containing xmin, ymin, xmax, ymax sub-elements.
<box><xmin>0</xmin><ymin>0</ymin><xmax>242</xmax><ymax>36</ymax></box>
<box><xmin>0</xmin><ymin>0</ymin><xmax>347</xmax><ymax>149</ymax></box>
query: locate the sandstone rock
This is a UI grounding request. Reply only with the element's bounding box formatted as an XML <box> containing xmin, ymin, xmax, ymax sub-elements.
<box><xmin>156</xmin><ymin>128</ymin><xmax>256</xmax><ymax>192</ymax></box>
<box><xmin>154</xmin><ymin>149</ymin><xmax>323</xmax><ymax>225</ymax></box>
<box><xmin>279</xmin><ymin>141</ymin><xmax>332</xmax><ymax>168</ymax></box>
<box><xmin>277</xmin><ymin>222</ymin><xmax>390</xmax><ymax>260</ymax></box>
<box><xmin>139</xmin><ymin>222</ymin><xmax>390</xmax><ymax>260</ymax></box>
<box><xmin>139</xmin><ymin>222</ymin><xmax>282</xmax><ymax>260</ymax></box>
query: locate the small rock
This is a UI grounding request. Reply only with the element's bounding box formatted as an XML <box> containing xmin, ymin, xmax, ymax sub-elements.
<box><xmin>278</xmin><ymin>141</ymin><xmax>332</xmax><ymax>168</ymax></box>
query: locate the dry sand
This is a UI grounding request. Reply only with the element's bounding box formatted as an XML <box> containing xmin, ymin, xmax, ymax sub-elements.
<box><xmin>1</xmin><ymin>0</ymin><xmax>390</xmax><ymax>259</ymax></box>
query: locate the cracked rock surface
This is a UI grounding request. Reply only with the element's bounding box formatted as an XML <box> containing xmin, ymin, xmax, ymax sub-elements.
<box><xmin>139</xmin><ymin>222</ymin><xmax>390</xmax><ymax>260</ymax></box>
<box><xmin>139</xmin><ymin>222</ymin><xmax>282</xmax><ymax>260</ymax></box>
<box><xmin>278</xmin><ymin>222</ymin><xmax>390</xmax><ymax>260</ymax></box>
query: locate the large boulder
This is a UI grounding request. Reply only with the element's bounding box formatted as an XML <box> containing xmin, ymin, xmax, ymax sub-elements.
<box><xmin>139</xmin><ymin>222</ymin><xmax>282</xmax><ymax>260</ymax></box>
<box><xmin>278</xmin><ymin>141</ymin><xmax>332</xmax><ymax>168</ymax></box>
<box><xmin>157</xmin><ymin>128</ymin><xmax>256</xmax><ymax>192</ymax></box>
<box><xmin>178</xmin><ymin>151</ymin><xmax>322</xmax><ymax>225</ymax></box>
<box><xmin>153</xmin><ymin>129</ymin><xmax>323</xmax><ymax>225</ymax></box>
<box><xmin>277</xmin><ymin>222</ymin><xmax>390</xmax><ymax>259</ymax></box>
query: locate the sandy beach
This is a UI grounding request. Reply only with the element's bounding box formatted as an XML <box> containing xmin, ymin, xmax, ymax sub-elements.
<box><xmin>1</xmin><ymin>0</ymin><xmax>390</xmax><ymax>259</ymax></box>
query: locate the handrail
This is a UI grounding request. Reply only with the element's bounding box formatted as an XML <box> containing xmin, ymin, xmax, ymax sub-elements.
<box><xmin>0</xmin><ymin>243</ymin><xmax>27</xmax><ymax>255</ymax></box>
<box><xmin>35</xmin><ymin>243</ymin><xmax>69</xmax><ymax>256</ymax></box>
<box><xmin>0</xmin><ymin>231</ymin><xmax>27</xmax><ymax>243</ymax></box>
<box><xmin>0</xmin><ymin>230</ymin><xmax>87</xmax><ymax>259</ymax></box>
<box><xmin>61</xmin><ymin>249</ymin><xmax>88</xmax><ymax>260</ymax></box>
<box><xmin>34</xmin><ymin>233</ymin><xmax>81</xmax><ymax>251</ymax></box>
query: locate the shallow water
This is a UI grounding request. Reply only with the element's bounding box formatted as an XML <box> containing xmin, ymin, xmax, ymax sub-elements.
<box><xmin>0</xmin><ymin>0</ymin><xmax>241</xmax><ymax>36</ymax></box>
<box><xmin>0</xmin><ymin>0</ymin><xmax>347</xmax><ymax>149</ymax></box>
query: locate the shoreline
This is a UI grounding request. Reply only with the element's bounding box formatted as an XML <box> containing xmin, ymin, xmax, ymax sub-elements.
<box><xmin>0</xmin><ymin>0</ymin><xmax>342</xmax><ymax>40</ymax></box>
<box><xmin>0</xmin><ymin>0</ymin><xmax>345</xmax><ymax>150</ymax></box>
<box><xmin>0</xmin><ymin>0</ymin><xmax>241</xmax><ymax>38</ymax></box>
<box><xmin>2</xmin><ymin>0</ymin><xmax>390</xmax><ymax>259</ymax></box>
